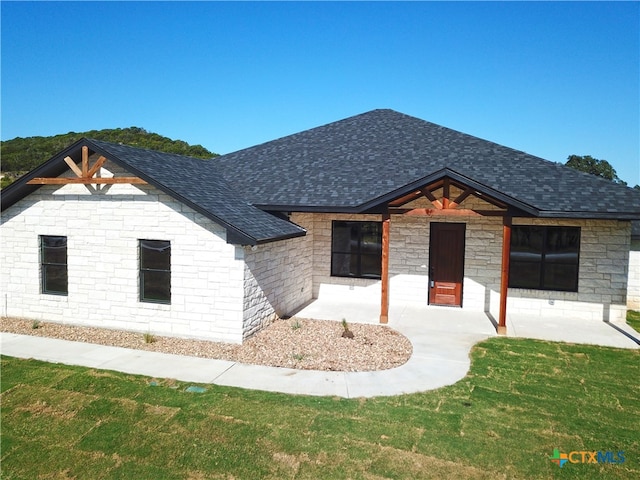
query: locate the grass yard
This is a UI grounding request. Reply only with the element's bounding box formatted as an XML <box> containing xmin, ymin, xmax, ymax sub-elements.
<box><xmin>627</xmin><ymin>310</ymin><xmax>640</xmax><ymax>333</ymax></box>
<box><xmin>1</xmin><ymin>337</ymin><xmax>639</xmax><ymax>480</ymax></box>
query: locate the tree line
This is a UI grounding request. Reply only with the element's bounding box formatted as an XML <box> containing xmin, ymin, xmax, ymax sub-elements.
<box><xmin>1</xmin><ymin>129</ymin><xmax>637</xmax><ymax>191</ymax></box>
<box><xmin>1</xmin><ymin>127</ymin><xmax>216</xmax><ymax>188</ymax></box>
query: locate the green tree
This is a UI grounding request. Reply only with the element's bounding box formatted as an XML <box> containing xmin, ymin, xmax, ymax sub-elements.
<box><xmin>0</xmin><ymin>127</ymin><xmax>218</xmax><ymax>188</ymax></box>
<box><xmin>0</xmin><ymin>127</ymin><xmax>216</xmax><ymax>173</ymax></box>
<box><xmin>565</xmin><ymin>154</ymin><xmax>628</xmax><ymax>185</ymax></box>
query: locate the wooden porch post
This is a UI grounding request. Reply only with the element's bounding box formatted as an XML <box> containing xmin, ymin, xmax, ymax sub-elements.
<box><xmin>498</xmin><ymin>215</ymin><xmax>512</xmax><ymax>335</ymax></box>
<box><xmin>380</xmin><ymin>212</ymin><xmax>390</xmax><ymax>324</ymax></box>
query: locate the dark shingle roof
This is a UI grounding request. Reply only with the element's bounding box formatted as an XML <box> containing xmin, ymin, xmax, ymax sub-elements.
<box><xmin>3</xmin><ymin>109</ymin><xmax>639</xmax><ymax>246</ymax></box>
<box><xmin>215</xmin><ymin>109</ymin><xmax>640</xmax><ymax>218</ymax></box>
<box><xmin>1</xmin><ymin>138</ymin><xmax>306</xmax><ymax>245</ymax></box>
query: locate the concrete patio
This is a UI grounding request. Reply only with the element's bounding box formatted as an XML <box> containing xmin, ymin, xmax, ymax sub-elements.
<box><xmin>295</xmin><ymin>298</ymin><xmax>640</xmax><ymax>349</ymax></box>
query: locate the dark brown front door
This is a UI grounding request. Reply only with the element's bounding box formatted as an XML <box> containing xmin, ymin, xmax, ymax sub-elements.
<box><xmin>429</xmin><ymin>223</ymin><xmax>465</xmax><ymax>306</ymax></box>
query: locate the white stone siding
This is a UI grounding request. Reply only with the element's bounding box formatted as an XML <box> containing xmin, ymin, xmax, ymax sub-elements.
<box><xmin>305</xmin><ymin>213</ymin><xmax>631</xmax><ymax>322</ymax></box>
<box><xmin>626</xmin><ymin>238</ymin><xmax>639</xmax><ymax>310</ymax></box>
<box><xmin>387</xmin><ymin>215</ymin><xmax>431</xmax><ymax>305</ymax></box>
<box><xmin>308</xmin><ymin>213</ymin><xmax>383</xmax><ymax>303</ymax></box>
<box><xmin>242</xmin><ymin>212</ymin><xmax>314</xmax><ymax>339</ymax></box>
<box><xmin>0</xmin><ymin>161</ymin><xmax>247</xmax><ymax>343</ymax></box>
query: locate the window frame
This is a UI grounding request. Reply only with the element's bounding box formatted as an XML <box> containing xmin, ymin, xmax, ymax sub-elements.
<box><xmin>509</xmin><ymin>226</ymin><xmax>581</xmax><ymax>292</ymax></box>
<box><xmin>40</xmin><ymin>235</ymin><xmax>68</xmax><ymax>295</ymax></box>
<box><xmin>139</xmin><ymin>239</ymin><xmax>171</xmax><ymax>304</ymax></box>
<box><xmin>330</xmin><ymin>220</ymin><xmax>382</xmax><ymax>279</ymax></box>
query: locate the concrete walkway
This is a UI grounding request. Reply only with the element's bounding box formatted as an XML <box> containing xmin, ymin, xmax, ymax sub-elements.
<box><xmin>2</xmin><ymin>302</ymin><xmax>638</xmax><ymax>398</ymax></box>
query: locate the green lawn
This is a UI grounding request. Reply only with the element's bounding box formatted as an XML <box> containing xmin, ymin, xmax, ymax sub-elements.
<box><xmin>1</xmin><ymin>337</ymin><xmax>639</xmax><ymax>479</ymax></box>
<box><xmin>627</xmin><ymin>310</ymin><xmax>640</xmax><ymax>333</ymax></box>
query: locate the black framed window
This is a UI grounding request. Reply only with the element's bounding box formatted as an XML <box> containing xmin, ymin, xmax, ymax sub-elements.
<box><xmin>331</xmin><ymin>221</ymin><xmax>382</xmax><ymax>279</ymax></box>
<box><xmin>40</xmin><ymin>235</ymin><xmax>68</xmax><ymax>295</ymax></box>
<box><xmin>140</xmin><ymin>240</ymin><xmax>171</xmax><ymax>303</ymax></box>
<box><xmin>509</xmin><ymin>226</ymin><xmax>580</xmax><ymax>292</ymax></box>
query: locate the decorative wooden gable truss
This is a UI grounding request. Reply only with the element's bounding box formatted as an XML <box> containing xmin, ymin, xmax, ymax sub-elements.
<box><xmin>387</xmin><ymin>177</ymin><xmax>509</xmax><ymax>217</ymax></box>
<box><xmin>27</xmin><ymin>145</ymin><xmax>147</xmax><ymax>185</ymax></box>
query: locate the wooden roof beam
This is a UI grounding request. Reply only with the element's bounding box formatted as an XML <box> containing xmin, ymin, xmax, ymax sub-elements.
<box><xmin>82</xmin><ymin>146</ymin><xmax>89</xmax><ymax>177</ymax></box>
<box><xmin>389</xmin><ymin>207</ymin><xmax>506</xmax><ymax>217</ymax></box>
<box><xmin>27</xmin><ymin>177</ymin><xmax>147</xmax><ymax>185</ymax></box>
<box><xmin>388</xmin><ymin>176</ymin><xmax>508</xmax><ymax>212</ymax></box>
<box><xmin>86</xmin><ymin>156</ymin><xmax>107</xmax><ymax>178</ymax></box>
<box><xmin>420</xmin><ymin>187</ymin><xmax>443</xmax><ymax>209</ymax></box>
<box><xmin>63</xmin><ymin>156</ymin><xmax>83</xmax><ymax>178</ymax></box>
<box><xmin>63</xmin><ymin>154</ymin><xmax>107</xmax><ymax>179</ymax></box>
<box><xmin>29</xmin><ymin>147</ymin><xmax>146</xmax><ymax>186</ymax></box>
<box><xmin>442</xmin><ymin>178</ymin><xmax>451</xmax><ymax>209</ymax></box>
<box><xmin>390</xmin><ymin>207</ymin><xmax>481</xmax><ymax>217</ymax></box>
<box><xmin>449</xmin><ymin>187</ymin><xmax>475</xmax><ymax>209</ymax></box>
<box><xmin>388</xmin><ymin>190</ymin><xmax>422</xmax><ymax>207</ymax></box>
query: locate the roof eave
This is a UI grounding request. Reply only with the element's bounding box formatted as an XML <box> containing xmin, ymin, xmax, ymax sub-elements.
<box><xmin>250</xmin><ymin>229</ymin><xmax>308</xmax><ymax>246</ymax></box>
<box><xmin>75</xmin><ymin>141</ymin><xmax>260</xmax><ymax>245</ymax></box>
<box><xmin>534</xmin><ymin>211</ymin><xmax>640</xmax><ymax>221</ymax></box>
<box><xmin>2</xmin><ymin>138</ymin><xmax>304</xmax><ymax>246</ymax></box>
<box><xmin>253</xmin><ymin>204</ymin><xmax>361</xmax><ymax>214</ymax></box>
<box><xmin>88</xmin><ymin>141</ymin><xmax>312</xmax><ymax>245</ymax></box>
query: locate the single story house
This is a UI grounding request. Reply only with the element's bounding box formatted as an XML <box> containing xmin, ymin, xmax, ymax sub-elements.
<box><xmin>2</xmin><ymin>109</ymin><xmax>639</xmax><ymax>343</ymax></box>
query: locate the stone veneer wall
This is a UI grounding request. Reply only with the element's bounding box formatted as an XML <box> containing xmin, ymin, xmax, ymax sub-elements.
<box><xmin>306</xmin><ymin>212</ymin><xmax>631</xmax><ymax>322</ymax></box>
<box><xmin>626</xmin><ymin>237</ymin><xmax>639</xmax><ymax>310</ymax></box>
<box><xmin>2</xmin><ymin>158</ymin><xmax>632</xmax><ymax>343</ymax></box>
<box><xmin>306</xmin><ymin>212</ymin><xmax>504</xmax><ymax>311</ymax></box>
<box><xmin>0</xmin><ymin>161</ymin><xmax>248</xmax><ymax>343</ymax></box>
<box><xmin>241</xmin><ymin>213</ymin><xmax>314</xmax><ymax>339</ymax></box>
<box><xmin>309</xmin><ymin>213</ymin><xmax>383</xmax><ymax>302</ymax></box>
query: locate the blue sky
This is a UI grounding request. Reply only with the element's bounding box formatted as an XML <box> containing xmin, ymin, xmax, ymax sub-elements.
<box><xmin>2</xmin><ymin>1</ymin><xmax>639</xmax><ymax>185</ymax></box>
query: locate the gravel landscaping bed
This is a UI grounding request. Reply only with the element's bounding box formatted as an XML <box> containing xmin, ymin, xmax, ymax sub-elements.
<box><xmin>1</xmin><ymin>316</ymin><xmax>412</xmax><ymax>372</ymax></box>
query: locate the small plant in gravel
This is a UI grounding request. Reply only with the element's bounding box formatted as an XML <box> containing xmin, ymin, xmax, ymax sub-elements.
<box><xmin>31</xmin><ymin>320</ymin><xmax>42</xmax><ymax>329</ymax></box>
<box><xmin>143</xmin><ymin>332</ymin><xmax>157</xmax><ymax>344</ymax></box>
<box><xmin>291</xmin><ymin>319</ymin><xmax>302</xmax><ymax>330</ymax></box>
<box><xmin>292</xmin><ymin>352</ymin><xmax>305</xmax><ymax>361</ymax></box>
<box><xmin>341</xmin><ymin>318</ymin><xmax>354</xmax><ymax>339</ymax></box>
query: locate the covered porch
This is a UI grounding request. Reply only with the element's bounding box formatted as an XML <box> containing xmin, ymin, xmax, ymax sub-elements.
<box><xmin>375</xmin><ymin>174</ymin><xmax>521</xmax><ymax>334</ymax></box>
<box><xmin>289</xmin><ymin>173</ymin><xmax>632</xmax><ymax>340</ymax></box>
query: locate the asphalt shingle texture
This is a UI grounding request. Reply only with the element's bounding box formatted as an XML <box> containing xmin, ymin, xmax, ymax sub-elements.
<box><xmin>215</xmin><ymin>109</ymin><xmax>640</xmax><ymax>217</ymax></box>
<box><xmin>3</xmin><ymin>109</ymin><xmax>639</xmax><ymax>247</ymax></box>
<box><xmin>82</xmin><ymin>140</ymin><xmax>306</xmax><ymax>244</ymax></box>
